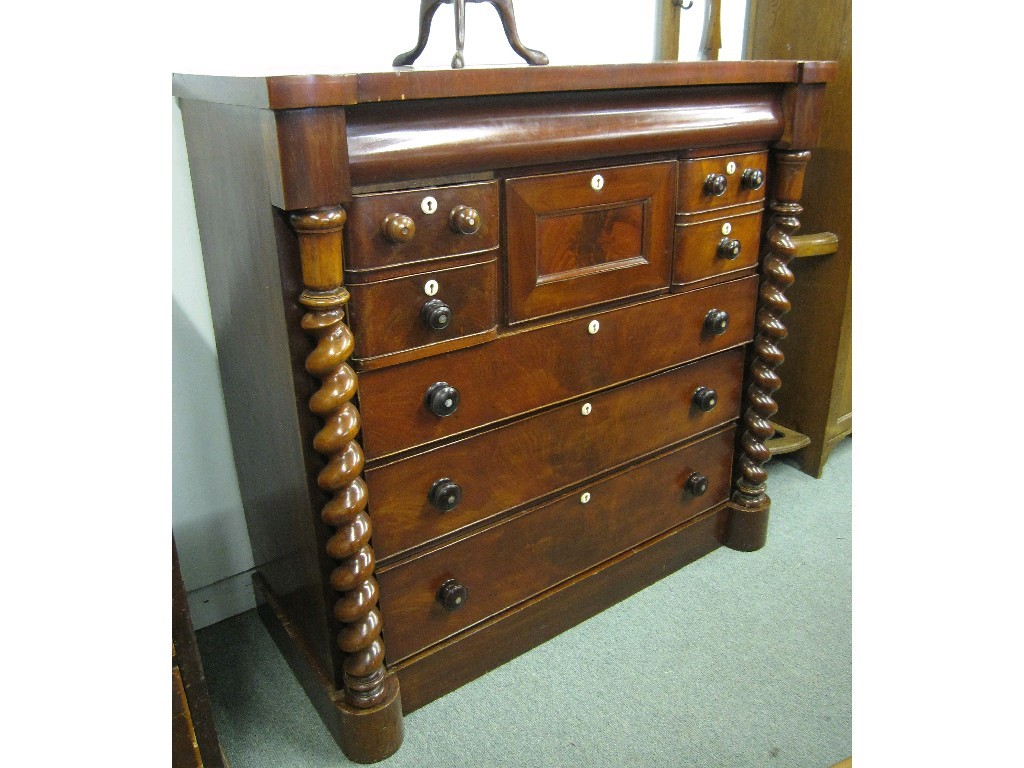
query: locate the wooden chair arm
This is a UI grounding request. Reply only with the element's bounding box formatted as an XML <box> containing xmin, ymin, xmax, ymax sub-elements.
<box><xmin>792</xmin><ymin>231</ymin><xmax>839</xmax><ymax>259</ymax></box>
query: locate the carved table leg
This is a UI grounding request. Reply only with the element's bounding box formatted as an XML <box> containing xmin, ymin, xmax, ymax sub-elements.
<box><xmin>289</xmin><ymin>208</ymin><xmax>403</xmax><ymax>763</ymax></box>
<box><xmin>725</xmin><ymin>150</ymin><xmax>812</xmax><ymax>552</ymax></box>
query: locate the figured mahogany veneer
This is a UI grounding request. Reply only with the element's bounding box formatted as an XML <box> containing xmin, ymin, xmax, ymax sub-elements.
<box><xmin>346</xmin><ymin>257</ymin><xmax>497</xmax><ymax>363</ymax></box>
<box><xmin>673</xmin><ymin>206</ymin><xmax>763</xmax><ymax>285</ymax></box>
<box><xmin>505</xmin><ymin>160</ymin><xmax>675</xmax><ymax>323</ymax></box>
<box><xmin>345</xmin><ymin>181</ymin><xmax>499</xmax><ymax>274</ymax></box>
<box><xmin>358</xmin><ymin>275</ymin><xmax>758</xmax><ymax>460</ymax></box>
<box><xmin>377</xmin><ymin>425</ymin><xmax>737</xmax><ymax>663</ymax></box>
<box><xmin>678</xmin><ymin>151</ymin><xmax>769</xmax><ymax>212</ymax></box>
<box><xmin>175</xmin><ymin>60</ymin><xmax>833</xmax><ymax>763</ymax></box>
<box><xmin>366</xmin><ymin>348</ymin><xmax>745</xmax><ymax>560</ymax></box>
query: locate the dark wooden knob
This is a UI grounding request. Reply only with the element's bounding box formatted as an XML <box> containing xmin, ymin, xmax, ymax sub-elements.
<box><xmin>703</xmin><ymin>308</ymin><xmax>729</xmax><ymax>336</ymax></box>
<box><xmin>437</xmin><ymin>579</ymin><xmax>468</xmax><ymax>611</ymax></box>
<box><xmin>428</xmin><ymin>478</ymin><xmax>463</xmax><ymax>512</ymax></box>
<box><xmin>717</xmin><ymin>237</ymin><xmax>741</xmax><ymax>259</ymax></box>
<box><xmin>741</xmin><ymin>168</ymin><xmax>765</xmax><ymax>190</ymax></box>
<box><xmin>692</xmin><ymin>386</ymin><xmax>718</xmax><ymax>413</ymax></box>
<box><xmin>450</xmin><ymin>205</ymin><xmax>482</xmax><ymax>235</ymax></box>
<box><xmin>424</xmin><ymin>382</ymin><xmax>460</xmax><ymax>417</ymax></box>
<box><xmin>704</xmin><ymin>173</ymin><xmax>727</xmax><ymax>196</ymax></box>
<box><xmin>382</xmin><ymin>212</ymin><xmax>416</xmax><ymax>243</ymax></box>
<box><xmin>685</xmin><ymin>472</ymin><xmax>709</xmax><ymax>497</ymax></box>
<box><xmin>421</xmin><ymin>299</ymin><xmax>453</xmax><ymax>331</ymax></box>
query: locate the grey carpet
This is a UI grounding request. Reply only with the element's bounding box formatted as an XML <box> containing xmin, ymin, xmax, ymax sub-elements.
<box><xmin>197</xmin><ymin>438</ymin><xmax>852</xmax><ymax>768</ymax></box>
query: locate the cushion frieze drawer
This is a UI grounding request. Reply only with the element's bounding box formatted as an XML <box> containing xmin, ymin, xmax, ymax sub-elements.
<box><xmin>365</xmin><ymin>347</ymin><xmax>745</xmax><ymax>560</ymax></box>
<box><xmin>504</xmin><ymin>160</ymin><xmax>676</xmax><ymax>324</ymax></box>
<box><xmin>358</xmin><ymin>274</ymin><xmax>759</xmax><ymax>460</ymax></box>
<box><xmin>345</xmin><ymin>180</ymin><xmax>499</xmax><ymax>274</ymax></box>
<box><xmin>375</xmin><ymin>424</ymin><xmax>738</xmax><ymax>664</ymax></box>
<box><xmin>346</xmin><ymin>258</ymin><xmax>498</xmax><ymax>364</ymax></box>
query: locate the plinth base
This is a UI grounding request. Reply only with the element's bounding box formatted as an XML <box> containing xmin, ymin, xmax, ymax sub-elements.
<box><xmin>253</xmin><ymin>574</ymin><xmax>404</xmax><ymax>763</ymax></box>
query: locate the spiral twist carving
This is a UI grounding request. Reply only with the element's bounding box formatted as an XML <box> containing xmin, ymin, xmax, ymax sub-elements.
<box><xmin>733</xmin><ymin>199</ymin><xmax>801</xmax><ymax>508</ymax></box>
<box><xmin>301</xmin><ymin>291</ymin><xmax>387</xmax><ymax>709</ymax></box>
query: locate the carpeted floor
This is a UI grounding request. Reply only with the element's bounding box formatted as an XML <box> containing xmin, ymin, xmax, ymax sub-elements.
<box><xmin>197</xmin><ymin>438</ymin><xmax>852</xmax><ymax>768</ymax></box>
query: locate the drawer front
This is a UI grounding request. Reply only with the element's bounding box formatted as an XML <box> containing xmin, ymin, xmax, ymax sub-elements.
<box><xmin>345</xmin><ymin>181</ymin><xmax>499</xmax><ymax>274</ymax></box>
<box><xmin>504</xmin><ymin>161</ymin><xmax>676</xmax><ymax>323</ymax></box>
<box><xmin>678</xmin><ymin>151</ymin><xmax>768</xmax><ymax>212</ymax></box>
<box><xmin>358</xmin><ymin>274</ymin><xmax>758</xmax><ymax>460</ymax></box>
<box><xmin>366</xmin><ymin>347</ymin><xmax>744</xmax><ymax>559</ymax></box>
<box><xmin>376</xmin><ymin>425</ymin><xmax>737</xmax><ymax>663</ymax></box>
<box><xmin>673</xmin><ymin>209</ymin><xmax>762</xmax><ymax>285</ymax></box>
<box><xmin>347</xmin><ymin>258</ymin><xmax>497</xmax><ymax>362</ymax></box>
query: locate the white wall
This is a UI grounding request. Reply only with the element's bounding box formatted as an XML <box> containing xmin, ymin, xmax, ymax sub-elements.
<box><xmin>173</xmin><ymin>0</ymin><xmax>748</xmax><ymax>628</ymax></box>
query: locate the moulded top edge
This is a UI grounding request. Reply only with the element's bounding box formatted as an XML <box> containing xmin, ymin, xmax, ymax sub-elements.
<box><xmin>172</xmin><ymin>60</ymin><xmax>836</xmax><ymax>110</ymax></box>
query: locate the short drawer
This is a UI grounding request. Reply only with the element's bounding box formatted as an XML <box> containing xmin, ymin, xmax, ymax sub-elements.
<box><xmin>678</xmin><ymin>151</ymin><xmax>768</xmax><ymax>213</ymax></box>
<box><xmin>357</xmin><ymin>274</ymin><xmax>758</xmax><ymax>460</ymax></box>
<box><xmin>347</xmin><ymin>258</ymin><xmax>498</xmax><ymax>363</ymax></box>
<box><xmin>345</xmin><ymin>180</ymin><xmax>499</xmax><ymax>275</ymax></box>
<box><xmin>504</xmin><ymin>160</ymin><xmax>675</xmax><ymax>323</ymax></box>
<box><xmin>365</xmin><ymin>347</ymin><xmax>744</xmax><ymax>559</ymax></box>
<box><xmin>673</xmin><ymin>208</ymin><xmax>762</xmax><ymax>285</ymax></box>
<box><xmin>376</xmin><ymin>424</ymin><xmax>737</xmax><ymax>663</ymax></box>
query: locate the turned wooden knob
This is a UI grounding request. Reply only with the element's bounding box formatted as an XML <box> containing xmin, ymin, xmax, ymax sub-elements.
<box><xmin>437</xmin><ymin>579</ymin><xmax>469</xmax><ymax>611</ymax></box>
<box><xmin>450</xmin><ymin>205</ymin><xmax>482</xmax><ymax>235</ymax></box>
<box><xmin>703</xmin><ymin>308</ymin><xmax>729</xmax><ymax>336</ymax></box>
<box><xmin>428</xmin><ymin>478</ymin><xmax>463</xmax><ymax>512</ymax></box>
<box><xmin>425</xmin><ymin>382</ymin><xmax>460</xmax><ymax>417</ymax></box>
<box><xmin>741</xmin><ymin>168</ymin><xmax>765</xmax><ymax>190</ymax></box>
<box><xmin>692</xmin><ymin>386</ymin><xmax>718</xmax><ymax>413</ymax></box>
<box><xmin>382</xmin><ymin>212</ymin><xmax>416</xmax><ymax>243</ymax></box>
<box><xmin>685</xmin><ymin>472</ymin><xmax>709</xmax><ymax>497</ymax></box>
<box><xmin>421</xmin><ymin>299</ymin><xmax>453</xmax><ymax>331</ymax></box>
<box><xmin>717</xmin><ymin>237</ymin><xmax>741</xmax><ymax>259</ymax></box>
<box><xmin>704</xmin><ymin>173</ymin><xmax>727</xmax><ymax>196</ymax></box>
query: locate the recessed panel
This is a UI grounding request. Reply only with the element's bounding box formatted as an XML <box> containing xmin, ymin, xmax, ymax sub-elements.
<box><xmin>505</xmin><ymin>161</ymin><xmax>675</xmax><ymax>323</ymax></box>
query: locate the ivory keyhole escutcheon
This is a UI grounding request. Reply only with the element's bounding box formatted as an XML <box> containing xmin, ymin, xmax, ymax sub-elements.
<box><xmin>722</xmin><ymin>222</ymin><xmax>732</xmax><ymax>236</ymax></box>
<box><xmin>581</xmin><ymin>403</ymin><xmax>592</xmax><ymax>416</ymax></box>
<box><xmin>726</xmin><ymin>161</ymin><xmax>737</xmax><ymax>174</ymax></box>
<box><xmin>421</xmin><ymin>196</ymin><xmax>438</xmax><ymax>215</ymax></box>
<box><xmin>424</xmin><ymin>279</ymin><xmax>439</xmax><ymax>296</ymax></box>
<box><xmin>591</xmin><ymin>174</ymin><xmax>604</xmax><ymax>191</ymax></box>
<box><xmin>580</xmin><ymin>492</ymin><xmax>591</xmax><ymax>504</ymax></box>
<box><xmin>588</xmin><ymin>319</ymin><xmax>600</xmax><ymax>335</ymax></box>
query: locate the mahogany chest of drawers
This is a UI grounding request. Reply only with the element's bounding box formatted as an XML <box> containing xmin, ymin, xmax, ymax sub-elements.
<box><xmin>175</xmin><ymin>60</ymin><xmax>833</xmax><ymax>763</ymax></box>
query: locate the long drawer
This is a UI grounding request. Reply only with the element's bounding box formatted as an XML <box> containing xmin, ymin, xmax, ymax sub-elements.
<box><xmin>366</xmin><ymin>347</ymin><xmax>744</xmax><ymax>559</ymax></box>
<box><xmin>376</xmin><ymin>424</ymin><xmax>737</xmax><ymax>663</ymax></box>
<box><xmin>357</xmin><ymin>274</ymin><xmax>758</xmax><ymax>460</ymax></box>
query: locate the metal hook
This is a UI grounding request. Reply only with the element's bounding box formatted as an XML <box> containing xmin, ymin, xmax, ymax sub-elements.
<box><xmin>674</xmin><ymin>0</ymin><xmax>694</xmax><ymax>9</ymax></box>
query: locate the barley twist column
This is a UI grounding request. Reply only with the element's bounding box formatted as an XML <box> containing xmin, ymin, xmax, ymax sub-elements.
<box><xmin>289</xmin><ymin>207</ymin><xmax>403</xmax><ymax>763</ymax></box>
<box><xmin>726</xmin><ymin>150</ymin><xmax>811</xmax><ymax>551</ymax></box>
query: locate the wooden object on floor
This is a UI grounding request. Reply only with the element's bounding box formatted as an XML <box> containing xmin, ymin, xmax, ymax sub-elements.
<box><xmin>175</xmin><ymin>60</ymin><xmax>832</xmax><ymax>762</ymax></box>
<box><xmin>172</xmin><ymin>539</ymin><xmax>226</xmax><ymax>768</ymax></box>
<box><xmin>393</xmin><ymin>0</ymin><xmax>548</xmax><ymax>69</ymax></box>
<box><xmin>744</xmin><ymin>0</ymin><xmax>852</xmax><ymax>477</ymax></box>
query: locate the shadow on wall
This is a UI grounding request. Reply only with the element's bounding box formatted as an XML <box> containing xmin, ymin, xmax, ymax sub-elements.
<box><xmin>172</xmin><ymin>297</ymin><xmax>254</xmax><ymax>598</ymax></box>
